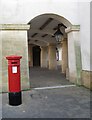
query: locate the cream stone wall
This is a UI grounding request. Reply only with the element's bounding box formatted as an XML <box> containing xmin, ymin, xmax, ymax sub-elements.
<box><xmin>1</xmin><ymin>25</ymin><xmax>30</xmax><ymax>92</ymax></box>
<box><xmin>78</xmin><ymin>2</ymin><xmax>90</xmax><ymax>71</ymax></box>
<box><xmin>82</xmin><ymin>70</ymin><xmax>92</xmax><ymax>90</ymax></box>
<box><xmin>0</xmin><ymin>1</ymin><xmax>79</xmax><ymax>25</ymax></box>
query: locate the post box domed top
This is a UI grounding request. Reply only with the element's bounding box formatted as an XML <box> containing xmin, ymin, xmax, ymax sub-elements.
<box><xmin>6</xmin><ymin>55</ymin><xmax>22</xmax><ymax>60</ymax></box>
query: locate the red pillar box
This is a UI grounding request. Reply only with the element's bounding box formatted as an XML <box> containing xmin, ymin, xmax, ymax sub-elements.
<box><xmin>6</xmin><ymin>55</ymin><xmax>22</xmax><ymax>106</ymax></box>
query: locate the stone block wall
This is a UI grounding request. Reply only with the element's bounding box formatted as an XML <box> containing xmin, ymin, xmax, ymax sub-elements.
<box><xmin>1</xmin><ymin>24</ymin><xmax>30</xmax><ymax>92</ymax></box>
<box><xmin>82</xmin><ymin>70</ymin><xmax>92</xmax><ymax>90</ymax></box>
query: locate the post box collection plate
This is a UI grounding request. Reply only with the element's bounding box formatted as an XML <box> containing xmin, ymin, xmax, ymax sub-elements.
<box><xmin>12</xmin><ymin>66</ymin><xmax>17</xmax><ymax>73</ymax></box>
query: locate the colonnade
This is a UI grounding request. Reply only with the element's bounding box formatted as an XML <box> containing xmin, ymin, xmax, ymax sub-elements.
<box><xmin>28</xmin><ymin>39</ymin><xmax>68</xmax><ymax>72</ymax></box>
<box><xmin>28</xmin><ymin>25</ymin><xmax>82</xmax><ymax>86</ymax></box>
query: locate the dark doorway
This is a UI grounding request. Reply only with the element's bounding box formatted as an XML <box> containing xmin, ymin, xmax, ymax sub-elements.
<box><xmin>33</xmin><ymin>46</ymin><xmax>41</xmax><ymax>66</ymax></box>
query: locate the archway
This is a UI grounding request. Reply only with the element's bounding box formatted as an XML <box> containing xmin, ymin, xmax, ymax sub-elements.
<box><xmin>28</xmin><ymin>13</ymin><xmax>70</xmax><ymax>72</ymax></box>
<box><xmin>28</xmin><ymin>13</ymin><xmax>81</xmax><ymax>88</ymax></box>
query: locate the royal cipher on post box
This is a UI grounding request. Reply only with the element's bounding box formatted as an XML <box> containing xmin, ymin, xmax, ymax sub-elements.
<box><xmin>6</xmin><ymin>55</ymin><xmax>22</xmax><ymax>106</ymax></box>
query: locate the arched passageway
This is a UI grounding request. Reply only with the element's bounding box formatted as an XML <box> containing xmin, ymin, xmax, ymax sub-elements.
<box><xmin>28</xmin><ymin>13</ymin><xmax>81</xmax><ymax>88</ymax></box>
<box><xmin>28</xmin><ymin>13</ymin><xmax>70</xmax><ymax>70</ymax></box>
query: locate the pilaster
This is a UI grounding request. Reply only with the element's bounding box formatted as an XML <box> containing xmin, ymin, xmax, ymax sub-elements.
<box><xmin>65</xmin><ymin>25</ymin><xmax>82</xmax><ymax>85</ymax></box>
<box><xmin>1</xmin><ymin>24</ymin><xmax>30</xmax><ymax>92</ymax></box>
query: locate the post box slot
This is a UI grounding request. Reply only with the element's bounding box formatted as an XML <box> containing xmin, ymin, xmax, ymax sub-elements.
<box><xmin>11</xmin><ymin>62</ymin><xmax>17</xmax><ymax>64</ymax></box>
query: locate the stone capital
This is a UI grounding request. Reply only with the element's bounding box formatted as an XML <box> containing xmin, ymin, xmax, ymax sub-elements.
<box><xmin>0</xmin><ymin>24</ymin><xmax>30</xmax><ymax>30</ymax></box>
<box><xmin>65</xmin><ymin>25</ymin><xmax>80</xmax><ymax>33</ymax></box>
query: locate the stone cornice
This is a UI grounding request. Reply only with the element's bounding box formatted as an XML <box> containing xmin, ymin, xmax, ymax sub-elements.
<box><xmin>65</xmin><ymin>25</ymin><xmax>80</xmax><ymax>33</ymax></box>
<box><xmin>0</xmin><ymin>24</ymin><xmax>30</xmax><ymax>30</ymax></box>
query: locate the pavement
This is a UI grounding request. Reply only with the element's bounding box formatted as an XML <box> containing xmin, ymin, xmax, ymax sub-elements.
<box><xmin>2</xmin><ymin>67</ymin><xmax>91</xmax><ymax>119</ymax></box>
<box><xmin>29</xmin><ymin>67</ymin><xmax>72</xmax><ymax>88</ymax></box>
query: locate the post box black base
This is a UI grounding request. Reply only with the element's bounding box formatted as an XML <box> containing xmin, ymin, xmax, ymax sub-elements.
<box><xmin>9</xmin><ymin>92</ymin><xmax>22</xmax><ymax>106</ymax></box>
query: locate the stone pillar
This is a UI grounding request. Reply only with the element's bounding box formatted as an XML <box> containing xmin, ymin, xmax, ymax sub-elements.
<box><xmin>40</xmin><ymin>46</ymin><xmax>48</xmax><ymax>68</ymax></box>
<box><xmin>61</xmin><ymin>38</ymin><xmax>68</xmax><ymax>74</ymax></box>
<box><xmin>28</xmin><ymin>44</ymin><xmax>33</xmax><ymax>67</ymax></box>
<box><xmin>1</xmin><ymin>24</ymin><xmax>30</xmax><ymax>92</ymax></box>
<box><xmin>65</xmin><ymin>25</ymin><xmax>82</xmax><ymax>85</ymax></box>
<box><xmin>48</xmin><ymin>43</ymin><xmax>57</xmax><ymax>70</ymax></box>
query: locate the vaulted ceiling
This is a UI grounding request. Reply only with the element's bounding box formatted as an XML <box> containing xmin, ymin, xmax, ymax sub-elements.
<box><xmin>28</xmin><ymin>15</ymin><xmax>67</xmax><ymax>47</ymax></box>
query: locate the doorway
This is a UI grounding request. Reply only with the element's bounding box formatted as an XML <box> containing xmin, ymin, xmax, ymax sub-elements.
<box><xmin>33</xmin><ymin>46</ymin><xmax>41</xmax><ymax>67</ymax></box>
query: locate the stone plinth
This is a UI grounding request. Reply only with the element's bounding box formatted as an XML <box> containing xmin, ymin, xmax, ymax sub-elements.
<box><xmin>82</xmin><ymin>70</ymin><xmax>92</xmax><ymax>90</ymax></box>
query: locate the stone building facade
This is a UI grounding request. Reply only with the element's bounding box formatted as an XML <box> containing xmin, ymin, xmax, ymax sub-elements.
<box><xmin>0</xmin><ymin>0</ymin><xmax>91</xmax><ymax>92</ymax></box>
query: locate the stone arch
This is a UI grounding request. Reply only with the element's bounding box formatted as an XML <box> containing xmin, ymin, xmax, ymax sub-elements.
<box><xmin>28</xmin><ymin>13</ymin><xmax>72</xmax><ymax>27</ymax></box>
<box><xmin>28</xmin><ymin>13</ymin><xmax>81</xmax><ymax>86</ymax></box>
<box><xmin>28</xmin><ymin>13</ymin><xmax>72</xmax><ymax>47</ymax></box>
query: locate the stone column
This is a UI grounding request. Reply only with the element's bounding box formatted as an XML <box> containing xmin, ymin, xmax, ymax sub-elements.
<box><xmin>1</xmin><ymin>24</ymin><xmax>30</xmax><ymax>92</ymax></box>
<box><xmin>48</xmin><ymin>43</ymin><xmax>57</xmax><ymax>70</ymax></box>
<box><xmin>28</xmin><ymin>44</ymin><xmax>33</xmax><ymax>67</ymax></box>
<box><xmin>65</xmin><ymin>25</ymin><xmax>82</xmax><ymax>85</ymax></box>
<box><xmin>61</xmin><ymin>38</ymin><xmax>68</xmax><ymax>74</ymax></box>
<box><xmin>40</xmin><ymin>46</ymin><xmax>48</xmax><ymax>68</ymax></box>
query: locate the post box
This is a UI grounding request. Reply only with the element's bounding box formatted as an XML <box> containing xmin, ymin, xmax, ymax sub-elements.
<box><xmin>6</xmin><ymin>55</ymin><xmax>22</xmax><ymax>106</ymax></box>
